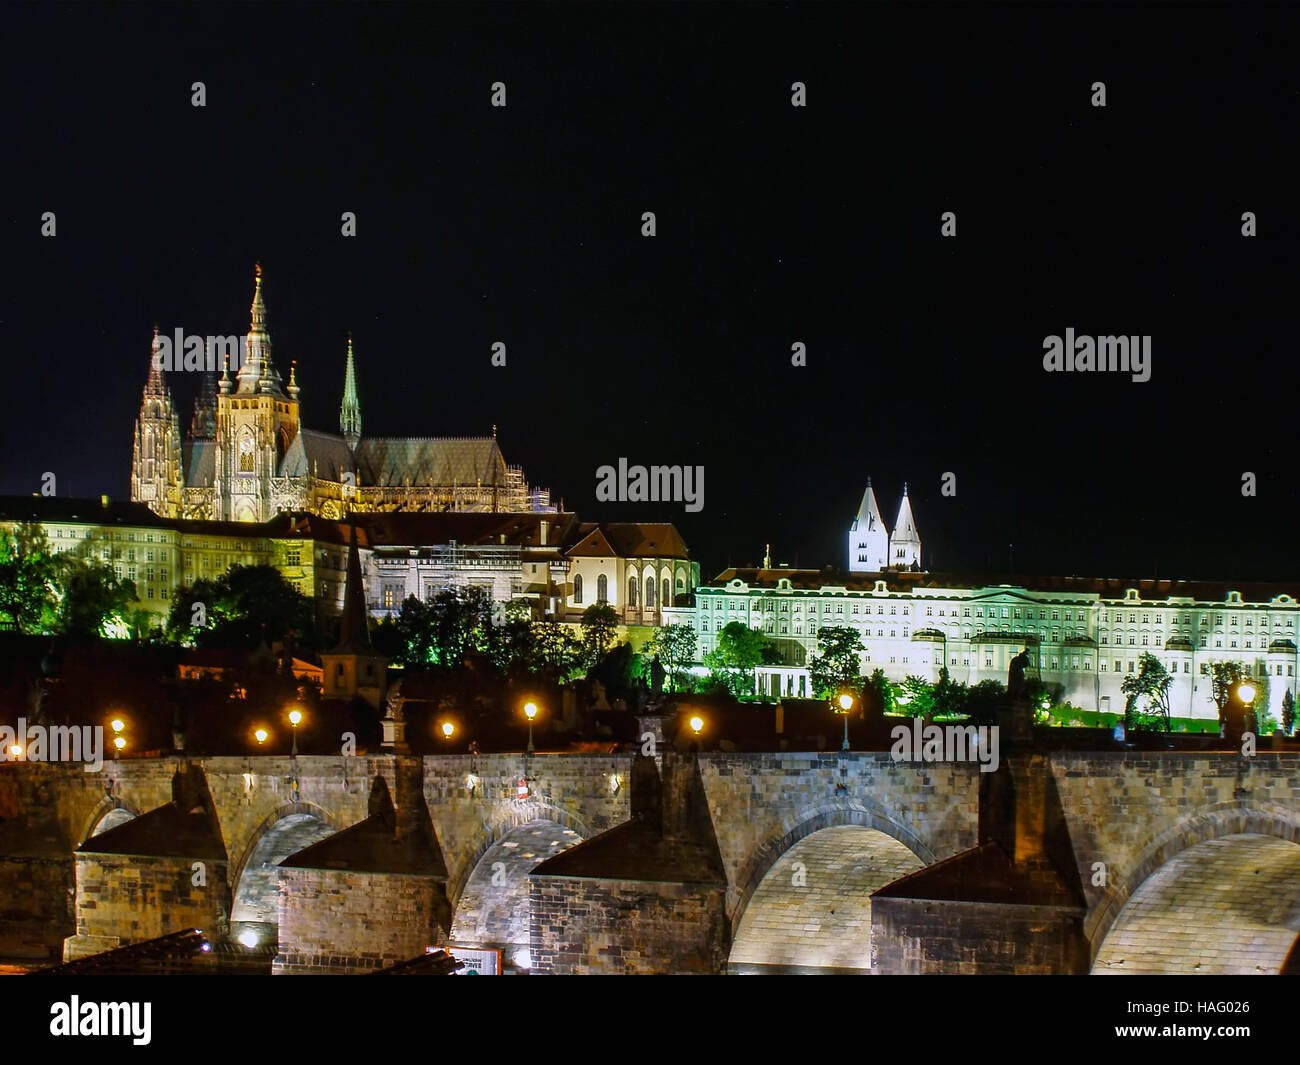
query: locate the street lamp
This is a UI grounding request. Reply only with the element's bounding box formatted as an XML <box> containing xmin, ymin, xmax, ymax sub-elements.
<box><xmin>254</xmin><ymin>728</ymin><xmax>269</xmax><ymax>745</ymax></box>
<box><xmin>524</xmin><ymin>702</ymin><xmax>538</xmax><ymax>754</ymax></box>
<box><xmin>441</xmin><ymin>721</ymin><xmax>455</xmax><ymax>740</ymax></box>
<box><xmin>689</xmin><ymin>715</ymin><xmax>704</xmax><ymax>736</ymax></box>
<box><xmin>109</xmin><ymin>717</ymin><xmax>126</xmax><ymax>759</ymax></box>
<box><xmin>288</xmin><ymin>708</ymin><xmax>303</xmax><ymax>757</ymax></box>
<box><xmin>836</xmin><ymin>692</ymin><xmax>854</xmax><ymax>752</ymax></box>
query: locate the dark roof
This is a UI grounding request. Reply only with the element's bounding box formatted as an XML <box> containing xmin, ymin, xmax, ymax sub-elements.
<box><xmin>0</xmin><ymin>495</ymin><xmax>167</xmax><ymax>527</ymax></box>
<box><xmin>530</xmin><ymin>818</ymin><xmax>726</xmax><ymax>885</ymax></box>
<box><xmin>278</xmin><ymin>812</ymin><xmax>446</xmax><ymax>877</ymax></box>
<box><xmin>361</xmin><ymin>511</ymin><xmax>578</xmax><ymax>551</ymax></box>
<box><xmin>183</xmin><ymin>439</ymin><xmax>216</xmax><ymax>487</ymax></box>
<box><xmin>355</xmin><ymin>437</ymin><xmax>507</xmax><ymax>488</ymax></box>
<box><xmin>706</xmin><ymin>568</ymin><xmax>1300</xmax><ymax>604</ymax></box>
<box><xmin>280</xmin><ymin>429</ymin><xmax>357</xmax><ymax>482</ymax></box>
<box><xmin>872</xmin><ymin>841</ymin><xmax>1084</xmax><ymax>908</ymax></box>
<box><xmin>566</xmin><ymin>522</ymin><xmax>692</xmax><ymax>560</ymax></box>
<box><xmin>77</xmin><ymin>802</ymin><xmax>227</xmax><ymax>861</ymax></box>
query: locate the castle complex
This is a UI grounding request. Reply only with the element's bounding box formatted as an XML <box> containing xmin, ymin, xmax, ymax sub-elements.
<box><xmin>130</xmin><ymin>266</ymin><xmax>551</xmax><ymax>523</ymax></box>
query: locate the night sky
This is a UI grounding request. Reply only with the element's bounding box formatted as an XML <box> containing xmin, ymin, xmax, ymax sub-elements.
<box><xmin>4</xmin><ymin>3</ymin><xmax>1298</xmax><ymax>583</ymax></box>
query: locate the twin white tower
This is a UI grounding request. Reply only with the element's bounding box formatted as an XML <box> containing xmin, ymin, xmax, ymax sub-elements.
<box><xmin>848</xmin><ymin>479</ymin><xmax>922</xmax><ymax>572</ymax></box>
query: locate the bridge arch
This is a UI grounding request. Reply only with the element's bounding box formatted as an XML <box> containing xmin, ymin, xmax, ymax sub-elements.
<box><xmin>446</xmin><ymin>801</ymin><xmax>591</xmax><ymax>910</ymax></box>
<box><xmin>448</xmin><ymin>809</ymin><xmax>588</xmax><ymax>972</ymax></box>
<box><xmin>1087</xmin><ymin>803</ymin><xmax>1300</xmax><ymax>970</ymax></box>
<box><xmin>730</xmin><ymin>800</ymin><xmax>937</xmax><ymax>937</ymax></box>
<box><xmin>229</xmin><ymin>802</ymin><xmax>338</xmax><ymax>945</ymax></box>
<box><xmin>728</xmin><ymin>822</ymin><xmax>926</xmax><ymax>973</ymax></box>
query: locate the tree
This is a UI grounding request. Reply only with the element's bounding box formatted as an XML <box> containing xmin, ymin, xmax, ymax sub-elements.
<box><xmin>1207</xmin><ymin>661</ymin><xmax>1247</xmax><ymax>735</ymax></box>
<box><xmin>1282</xmin><ymin>689</ymin><xmax>1296</xmax><ymax>737</ymax></box>
<box><xmin>392</xmin><ymin>595</ymin><xmax>435</xmax><ymax>667</ymax></box>
<box><xmin>0</xmin><ymin>526</ymin><xmax>57</xmax><ymax>633</ymax></box>
<box><xmin>53</xmin><ymin>557</ymin><xmax>137</xmax><ymax>639</ymax></box>
<box><xmin>484</xmin><ymin>600</ymin><xmax>536</xmax><ymax>674</ymax></box>
<box><xmin>167</xmin><ymin>565</ymin><xmax>315</xmax><ymax>652</ymax></box>
<box><xmin>807</xmin><ymin>626</ymin><xmax>864</xmax><ymax>699</ymax></box>
<box><xmin>426</xmin><ymin>585</ymin><xmax>492</xmax><ymax>667</ymax></box>
<box><xmin>703</xmin><ymin>621</ymin><xmax>770</xmax><ymax>697</ymax></box>
<box><xmin>963</xmin><ymin>679</ymin><xmax>1007</xmax><ymax>726</ymax></box>
<box><xmin>532</xmin><ymin>619</ymin><xmax>583</xmax><ymax>677</ymax></box>
<box><xmin>647</xmin><ymin>623</ymin><xmax>697</xmax><ymax>691</ymax></box>
<box><xmin>580</xmin><ymin>603</ymin><xmax>620</xmax><ymax>672</ymax></box>
<box><xmin>1121</xmin><ymin>652</ymin><xmax>1172</xmax><ymax>733</ymax></box>
<box><xmin>897</xmin><ymin>674</ymin><xmax>936</xmax><ymax>717</ymax></box>
<box><xmin>861</xmin><ymin>667</ymin><xmax>897</xmax><ymax>717</ymax></box>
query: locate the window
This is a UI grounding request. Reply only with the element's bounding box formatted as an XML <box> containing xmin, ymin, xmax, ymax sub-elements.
<box><xmin>627</xmin><ymin>577</ymin><xmax>638</xmax><ymax>606</ymax></box>
<box><xmin>663</xmin><ymin>578</ymin><xmax>671</xmax><ymax>607</ymax></box>
<box><xmin>573</xmin><ymin>574</ymin><xmax>583</xmax><ymax>604</ymax></box>
<box><xmin>645</xmin><ymin>577</ymin><xmax>655</xmax><ymax>609</ymax></box>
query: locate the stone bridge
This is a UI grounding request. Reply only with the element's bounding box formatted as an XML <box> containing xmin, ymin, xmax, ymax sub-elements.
<box><xmin>0</xmin><ymin>747</ymin><xmax>1296</xmax><ymax>974</ymax></box>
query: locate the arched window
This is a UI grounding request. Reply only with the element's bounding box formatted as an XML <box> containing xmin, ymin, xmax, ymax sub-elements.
<box><xmin>662</xmin><ymin>578</ymin><xmax>671</xmax><ymax>608</ymax></box>
<box><xmin>645</xmin><ymin>577</ymin><xmax>656</xmax><ymax>609</ymax></box>
<box><xmin>573</xmin><ymin>574</ymin><xmax>583</xmax><ymax>604</ymax></box>
<box><xmin>597</xmin><ymin>574</ymin><xmax>608</xmax><ymax>603</ymax></box>
<box><xmin>628</xmin><ymin>577</ymin><xmax>639</xmax><ymax>607</ymax></box>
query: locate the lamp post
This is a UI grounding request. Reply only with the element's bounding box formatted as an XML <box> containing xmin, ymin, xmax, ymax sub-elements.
<box><xmin>441</xmin><ymin>721</ymin><xmax>455</xmax><ymax>741</ymax></box>
<box><xmin>288</xmin><ymin>709</ymin><xmax>302</xmax><ymax>757</ymax></box>
<box><xmin>836</xmin><ymin>692</ymin><xmax>853</xmax><ymax>751</ymax></box>
<box><xmin>524</xmin><ymin>702</ymin><xmax>537</xmax><ymax>754</ymax></box>
<box><xmin>1239</xmin><ymin>680</ymin><xmax>1257</xmax><ymax>734</ymax></box>
<box><xmin>110</xmin><ymin>718</ymin><xmax>126</xmax><ymax>760</ymax></box>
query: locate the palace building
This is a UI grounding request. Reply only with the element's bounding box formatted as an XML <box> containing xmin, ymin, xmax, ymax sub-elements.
<box><xmin>661</xmin><ymin>484</ymin><xmax>1300</xmax><ymax>724</ymax></box>
<box><xmin>130</xmin><ymin>266</ymin><xmax>553</xmax><ymax>524</ymax></box>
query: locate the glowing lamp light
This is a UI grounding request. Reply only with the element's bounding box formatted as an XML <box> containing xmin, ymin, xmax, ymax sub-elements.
<box><xmin>113</xmin><ymin>736</ymin><xmax>126</xmax><ymax>751</ymax></box>
<box><xmin>288</xmin><ymin>709</ymin><xmax>303</xmax><ymax>727</ymax></box>
<box><xmin>238</xmin><ymin>930</ymin><xmax>258</xmax><ymax>949</ymax></box>
<box><xmin>524</xmin><ymin>702</ymin><xmax>538</xmax><ymax>721</ymax></box>
<box><xmin>200</xmin><ymin>942</ymin><xmax>211</xmax><ymax>954</ymax></box>
<box><xmin>110</xmin><ymin>719</ymin><xmax>125</xmax><ymax>734</ymax></box>
<box><xmin>9</xmin><ymin>744</ymin><xmax>21</xmax><ymax>757</ymax></box>
<box><xmin>1238</xmin><ymin>682</ymin><xmax>1256</xmax><ymax>705</ymax></box>
<box><xmin>838</xmin><ymin>694</ymin><xmax>853</xmax><ymax>711</ymax></box>
<box><xmin>254</xmin><ymin>728</ymin><xmax>268</xmax><ymax>744</ymax></box>
<box><xmin>689</xmin><ymin>716</ymin><xmax>704</xmax><ymax>735</ymax></box>
<box><xmin>514</xmin><ymin>949</ymin><xmax>532</xmax><ymax>970</ymax></box>
<box><xmin>441</xmin><ymin>721</ymin><xmax>455</xmax><ymax>738</ymax></box>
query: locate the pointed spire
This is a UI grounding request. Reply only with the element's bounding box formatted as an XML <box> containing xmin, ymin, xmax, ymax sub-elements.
<box><xmin>190</xmin><ymin>366</ymin><xmax>218</xmax><ymax>439</ymax></box>
<box><xmin>851</xmin><ymin>477</ymin><xmax>884</xmax><ymax>533</ymax></box>
<box><xmin>145</xmin><ymin>326</ymin><xmax>167</xmax><ymax>393</ymax></box>
<box><xmin>334</xmin><ymin>518</ymin><xmax>371</xmax><ymax>653</ymax></box>
<box><xmin>340</xmin><ymin>333</ymin><xmax>361</xmax><ymax>449</ymax></box>
<box><xmin>236</xmin><ymin>263</ymin><xmax>286</xmax><ymax>396</ymax></box>
<box><xmin>288</xmin><ymin>359</ymin><xmax>301</xmax><ymax>401</ymax></box>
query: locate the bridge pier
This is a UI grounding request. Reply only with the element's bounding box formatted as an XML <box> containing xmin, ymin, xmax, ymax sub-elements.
<box><xmin>529</xmin><ymin>751</ymin><xmax>730</xmax><ymax>974</ymax></box>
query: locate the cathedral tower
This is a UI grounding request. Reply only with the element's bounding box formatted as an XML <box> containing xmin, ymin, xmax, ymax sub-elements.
<box><xmin>130</xmin><ymin>328</ymin><xmax>185</xmax><ymax>518</ymax></box>
<box><xmin>888</xmin><ymin>483</ymin><xmax>922</xmax><ymax>570</ymax></box>
<box><xmin>340</xmin><ymin>334</ymin><xmax>361</xmax><ymax>451</ymax></box>
<box><xmin>212</xmin><ymin>265</ymin><xmax>301</xmax><ymax>522</ymax></box>
<box><xmin>848</xmin><ymin>477</ymin><xmax>889</xmax><ymax>572</ymax></box>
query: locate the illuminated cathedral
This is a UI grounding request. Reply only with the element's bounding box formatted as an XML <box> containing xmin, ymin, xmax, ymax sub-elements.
<box><xmin>130</xmin><ymin>266</ymin><xmax>552</xmax><ymax>522</ymax></box>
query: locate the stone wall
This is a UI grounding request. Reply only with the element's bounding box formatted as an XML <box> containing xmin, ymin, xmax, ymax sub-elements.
<box><xmin>63</xmin><ymin>853</ymin><xmax>230</xmax><ymax>961</ymax></box>
<box><xmin>871</xmin><ymin>897</ymin><xmax>1088</xmax><ymax>975</ymax></box>
<box><xmin>0</xmin><ymin>855</ymin><xmax>72</xmax><ymax>961</ymax></box>
<box><xmin>530</xmin><ymin>875</ymin><xmax>729</xmax><ymax>974</ymax></box>
<box><xmin>273</xmin><ymin>867</ymin><xmax>444</xmax><ymax>974</ymax></box>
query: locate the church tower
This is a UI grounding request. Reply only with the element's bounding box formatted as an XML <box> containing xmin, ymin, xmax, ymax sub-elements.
<box><xmin>340</xmin><ymin>334</ymin><xmax>361</xmax><ymax>451</ymax></box>
<box><xmin>130</xmin><ymin>328</ymin><xmax>184</xmax><ymax>518</ymax></box>
<box><xmin>213</xmin><ymin>265</ymin><xmax>301</xmax><ymax>522</ymax></box>
<box><xmin>848</xmin><ymin>477</ymin><xmax>889</xmax><ymax>572</ymax></box>
<box><xmin>888</xmin><ymin>483</ymin><xmax>922</xmax><ymax>570</ymax></box>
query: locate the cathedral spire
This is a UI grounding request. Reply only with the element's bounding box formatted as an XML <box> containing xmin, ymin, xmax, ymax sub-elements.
<box><xmin>340</xmin><ymin>333</ymin><xmax>362</xmax><ymax>449</ymax></box>
<box><xmin>334</xmin><ymin>518</ymin><xmax>371</xmax><ymax>652</ymax></box>
<box><xmin>847</xmin><ymin>475</ymin><xmax>889</xmax><ymax>573</ymax></box>
<box><xmin>890</xmin><ymin>484</ymin><xmax>922</xmax><ymax>570</ymax></box>
<box><xmin>236</xmin><ymin>263</ymin><xmax>286</xmax><ymax>396</ymax></box>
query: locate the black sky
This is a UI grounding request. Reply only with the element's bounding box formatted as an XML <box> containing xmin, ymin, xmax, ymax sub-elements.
<box><xmin>3</xmin><ymin>2</ymin><xmax>1298</xmax><ymax>582</ymax></box>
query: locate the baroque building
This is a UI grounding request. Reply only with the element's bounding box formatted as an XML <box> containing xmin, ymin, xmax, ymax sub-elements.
<box><xmin>131</xmin><ymin>266</ymin><xmax>552</xmax><ymax>523</ymax></box>
<box><xmin>658</xmin><ymin>488</ymin><xmax>1300</xmax><ymax>724</ymax></box>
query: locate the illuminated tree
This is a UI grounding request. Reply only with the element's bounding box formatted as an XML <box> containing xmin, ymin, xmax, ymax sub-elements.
<box><xmin>1120</xmin><ymin>652</ymin><xmax>1172</xmax><ymax>733</ymax></box>
<box><xmin>647</xmin><ymin>623</ymin><xmax>697</xmax><ymax>691</ymax></box>
<box><xmin>0</xmin><ymin>526</ymin><xmax>57</xmax><ymax>633</ymax></box>
<box><xmin>807</xmin><ymin>625</ymin><xmax>863</xmax><ymax>699</ymax></box>
<box><xmin>703</xmin><ymin>621</ymin><xmax>770</xmax><ymax>697</ymax></box>
<box><xmin>580</xmin><ymin>603</ymin><xmax>620</xmax><ymax>671</ymax></box>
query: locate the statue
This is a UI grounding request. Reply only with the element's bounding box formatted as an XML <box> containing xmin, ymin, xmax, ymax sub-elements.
<box><xmin>384</xmin><ymin>678</ymin><xmax>406</xmax><ymax>722</ymax></box>
<box><xmin>1008</xmin><ymin>648</ymin><xmax>1031</xmax><ymax>699</ymax></box>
